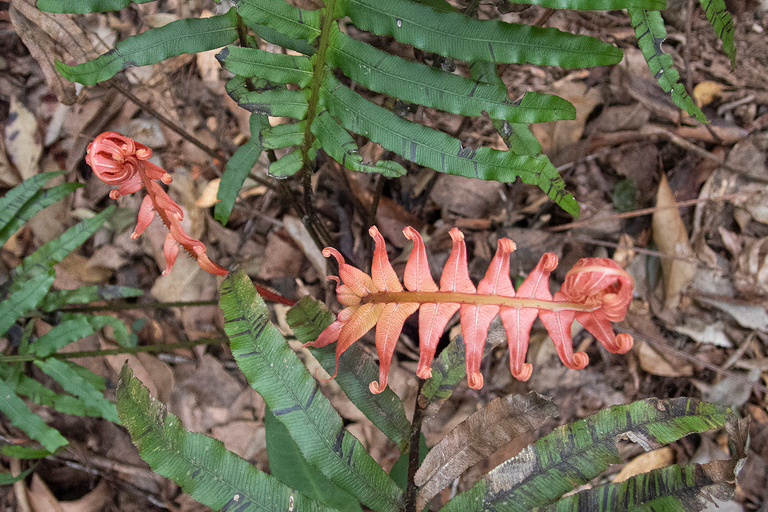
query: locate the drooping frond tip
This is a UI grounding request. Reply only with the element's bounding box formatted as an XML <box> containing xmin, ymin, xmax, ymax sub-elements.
<box><xmin>87</xmin><ymin>132</ymin><xmax>227</xmax><ymax>276</ymax></box>
<box><xmin>305</xmin><ymin>226</ymin><xmax>634</xmax><ymax>394</ymax></box>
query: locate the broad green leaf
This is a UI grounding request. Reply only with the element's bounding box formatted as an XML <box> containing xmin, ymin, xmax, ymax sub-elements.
<box><xmin>0</xmin><ymin>465</ymin><xmax>35</xmax><ymax>485</ymax></box>
<box><xmin>215</xmin><ymin>113</ymin><xmax>270</xmax><ymax>225</ymax></box>
<box><xmin>38</xmin><ymin>284</ymin><xmax>142</xmax><ymax>311</ymax></box>
<box><xmin>55</xmin><ymin>8</ymin><xmax>239</xmax><ymax>85</ymax></box>
<box><xmin>312</xmin><ymin>108</ymin><xmax>406</xmax><ymax>177</ymax></box>
<box><xmin>236</xmin><ymin>0</ymin><xmax>321</xmax><ymax>42</ymax></box>
<box><xmin>699</xmin><ymin>0</ymin><xmax>736</xmax><ymax>67</ymax></box>
<box><xmin>0</xmin><ymin>171</ymin><xmax>80</xmax><ymax>247</ymax></box>
<box><xmin>219</xmin><ymin>270</ymin><xmax>404</xmax><ymax>512</ymax></box>
<box><xmin>248</xmin><ymin>22</ymin><xmax>317</xmax><ymax>55</ymax></box>
<box><xmin>0</xmin><ymin>270</ymin><xmax>55</xmax><ymax>338</ymax></box>
<box><xmin>328</xmin><ymin>29</ymin><xmax>575</xmax><ymax>123</ymax></box>
<box><xmin>0</xmin><ymin>378</ymin><xmax>68</xmax><ymax>452</ymax></box>
<box><xmin>261</xmin><ymin>121</ymin><xmax>307</xmax><ymax>150</ymax></box>
<box><xmin>70</xmin><ymin>313</ymin><xmax>133</xmax><ymax>347</ymax></box>
<box><xmin>117</xmin><ymin>364</ymin><xmax>336</xmax><ymax>512</ymax></box>
<box><xmin>15</xmin><ymin>206</ymin><xmax>114</xmax><ymax>282</ymax></box>
<box><xmin>498</xmin><ymin>121</ymin><xmax>543</xmax><ymax>155</ymax></box>
<box><xmin>536</xmin><ymin>460</ymin><xmax>740</xmax><ymax>512</ymax></box>
<box><xmin>499</xmin><ymin>0</ymin><xmax>665</xmax><ymax>9</ymax></box>
<box><xmin>35</xmin><ymin>359</ymin><xmax>119</xmax><ymax>424</ymax></box>
<box><xmin>36</xmin><ymin>0</ymin><xmax>153</xmax><ymax>13</ymax></box>
<box><xmin>321</xmin><ymin>75</ymin><xmax>579</xmax><ymax>217</ymax></box>
<box><xmin>339</xmin><ymin>0</ymin><xmax>623</xmax><ymax>68</ymax></box>
<box><xmin>0</xmin><ymin>445</ymin><xmax>51</xmax><ymax>459</ymax></box>
<box><xmin>216</xmin><ymin>46</ymin><xmax>314</xmax><ymax>87</ymax></box>
<box><xmin>229</xmin><ymin>88</ymin><xmax>309</xmax><ymax>118</ymax></box>
<box><xmin>265</xmin><ymin>407</ymin><xmax>363</xmax><ymax>512</ymax></box>
<box><xmin>286</xmin><ymin>296</ymin><xmax>412</xmax><ymax>450</ymax></box>
<box><xmin>268</xmin><ymin>145</ymin><xmax>318</xmax><ymax>178</ymax></box>
<box><xmin>469</xmin><ymin>60</ymin><xmax>542</xmax><ymax>155</ymax></box>
<box><xmin>29</xmin><ymin>317</ymin><xmax>96</xmax><ymax>357</ymax></box>
<box><xmin>441</xmin><ymin>398</ymin><xmax>732</xmax><ymax>511</ymax></box>
<box><xmin>628</xmin><ymin>9</ymin><xmax>707</xmax><ymax>123</ymax></box>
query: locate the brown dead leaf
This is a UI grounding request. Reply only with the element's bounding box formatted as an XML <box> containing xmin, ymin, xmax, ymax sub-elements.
<box><xmin>693</xmin><ymin>80</ymin><xmax>727</xmax><ymax>107</ymax></box>
<box><xmin>4</xmin><ymin>97</ymin><xmax>41</xmax><ymax>181</ymax></box>
<box><xmin>430</xmin><ymin>174</ymin><xmax>504</xmax><ymax>220</ymax></box>
<box><xmin>212</xmin><ymin>420</ymin><xmax>266</xmax><ymax>460</ymax></box>
<box><xmin>613</xmin><ymin>447</ymin><xmax>675</xmax><ymax>483</ymax></box>
<box><xmin>637</xmin><ymin>340</ymin><xmax>694</xmax><ymax>377</ymax></box>
<box><xmin>8</xmin><ymin>2</ymin><xmax>77</xmax><ymax>105</ymax></box>
<box><xmin>414</xmin><ymin>392</ymin><xmax>557</xmax><ymax>510</ymax></box>
<box><xmin>259</xmin><ymin>230</ymin><xmax>304</xmax><ymax>280</ymax></box>
<box><xmin>27</xmin><ymin>474</ymin><xmax>110</xmax><ymax>512</ymax></box>
<box><xmin>195</xmin><ymin>178</ymin><xmax>221</xmax><ymax>208</ymax></box>
<box><xmin>531</xmin><ymin>74</ymin><xmax>602</xmax><ymax>156</ymax></box>
<box><xmin>652</xmin><ymin>173</ymin><xmax>695</xmax><ymax>309</ymax></box>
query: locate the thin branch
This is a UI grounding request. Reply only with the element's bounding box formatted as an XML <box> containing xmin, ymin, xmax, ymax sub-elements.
<box><xmin>548</xmin><ymin>191</ymin><xmax>760</xmax><ymax>232</ymax></box>
<box><xmin>405</xmin><ymin>379</ymin><xmax>426</xmax><ymax>512</ymax></box>
<box><xmin>617</xmin><ymin>326</ymin><xmax>768</xmax><ymax>394</ymax></box>
<box><xmin>109</xmin><ymin>80</ymin><xmax>222</xmax><ymax>161</ymax></box>
<box><xmin>0</xmin><ymin>337</ymin><xmax>228</xmax><ymax>364</ymax></box>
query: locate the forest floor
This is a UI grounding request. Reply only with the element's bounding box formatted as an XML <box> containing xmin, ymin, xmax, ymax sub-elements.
<box><xmin>2</xmin><ymin>0</ymin><xmax>768</xmax><ymax>510</ymax></box>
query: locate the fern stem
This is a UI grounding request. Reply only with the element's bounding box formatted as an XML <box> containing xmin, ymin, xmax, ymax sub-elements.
<box><xmin>300</xmin><ymin>0</ymin><xmax>337</xmax><ymax>167</ymax></box>
<box><xmin>363</xmin><ymin>291</ymin><xmax>599</xmax><ymax>312</ymax></box>
<box><xmin>405</xmin><ymin>378</ymin><xmax>425</xmax><ymax>512</ymax></box>
<box><xmin>0</xmin><ymin>337</ymin><xmax>228</xmax><ymax>364</ymax></box>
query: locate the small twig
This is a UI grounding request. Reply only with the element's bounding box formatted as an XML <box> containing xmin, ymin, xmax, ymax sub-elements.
<box><xmin>684</xmin><ymin>0</ymin><xmax>694</xmax><ymax>94</ymax></box>
<box><xmin>0</xmin><ymin>337</ymin><xmax>228</xmax><ymax>364</ymax></box>
<box><xmin>367</xmin><ymin>174</ymin><xmax>385</xmax><ymax>228</ymax></box>
<box><xmin>405</xmin><ymin>379</ymin><xmax>426</xmax><ymax>512</ymax></box>
<box><xmin>109</xmin><ymin>81</ymin><xmax>222</xmax><ymax>161</ymax></box>
<box><xmin>548</xmin><ymin>191</ymin><xmax>759</xmax><ymax>232</ymax></box>
<box><xmin>618</xmin><ymin>326</ymin><xmax>768</xmax><ymax>394</ymax></box>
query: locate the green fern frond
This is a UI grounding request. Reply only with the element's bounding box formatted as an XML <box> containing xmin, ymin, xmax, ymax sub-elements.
<box><xmin>629</xmin><ymin>9</ymin><xmax>707</xmax><ymax>123</ymax></box>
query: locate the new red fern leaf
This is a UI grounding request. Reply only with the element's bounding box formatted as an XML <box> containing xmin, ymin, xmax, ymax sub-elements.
<box><xmin>305</xmin><ymin>226</ymin><xmax>634</xmax><ymax>394</ymax></box>
<box><xmin>86</xmin><ymin>131</ymin><xmax>227</xmax><ymax>276</ymax></box>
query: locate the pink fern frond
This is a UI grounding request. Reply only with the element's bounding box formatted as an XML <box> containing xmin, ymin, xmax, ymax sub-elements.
<box><xmin>308</xmin><ymin>225</ymin><xmax>635</xmax><ymax>393</ymax></box>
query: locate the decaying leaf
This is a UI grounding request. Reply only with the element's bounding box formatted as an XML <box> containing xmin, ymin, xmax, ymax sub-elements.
<box><xmin>415</xmin><ymin>392</ymin><xmax>557</xmax><ymax>510</ymax></box>
<box><xmin>9</xmin><ymin>0</ymin><xmax>95</xmax><ymax>105</ymax></box>
<box><xmin>4</xmin><ymin>97</ymin><xmax>42</xmax><ymax>181</ymax></box>
<box><xmin>652</xmin><ymin>173</ymin><xmax>695</xmax><ymax>309</ymax></box>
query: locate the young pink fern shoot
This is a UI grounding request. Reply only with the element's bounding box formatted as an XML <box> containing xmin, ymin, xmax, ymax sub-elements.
<box><xmin>86</xmin><ymin>131</ymin><xmax>228</xmax><ymax>276</ymax></box>
<box><xmin>305</xmin><ymin>226</ymin><xmax>634</xmax><ymax>394</ymax></box>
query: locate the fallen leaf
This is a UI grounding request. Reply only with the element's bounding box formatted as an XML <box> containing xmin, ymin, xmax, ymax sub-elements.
<box><xmin>652</xmin><ymin>173</ymin><xmax>695</xmax><ymax>309</ymax></box>
<box><xmin>27</xmin><ymin>474</ymin><xmax>110</xmax><ymax>512</ymax></box>
<box><xmin>282</xmin><ymin>215</ymin><xmax>326</xmax><ymax>277</ymax></box>
<box><xmin>8</xmin><ymin>0</ymin><xmax>79</xmax><ymax>105</ymax></box>
<box><xmin>4</xmin><ymin>97</ymin><xmax>42</xmax><ymax>180</ymax></box>
<box><xmin>613</xmin><ymin>447</ymin><xmax>675</xmax><ymax>483</ymax></box>
<box><xmin>697</xmin><ymin>297</ymin><xmax>768</xmax><ymax>331</ymax></box>
<box><xmin>637</xmin><ymin>340</ymin><xmax>694</xmax><ymax>377</ymax></box>
<box><xmin>693</xmin><ymin>80</ymin><xmax>727</xmax><ymax>107</ymax></box>
<box><xmin>531</xmin><ymin>75</ymin><xmax>601</xmax><ymax>155</ymax></box>
<box><xmin>195</xmin><ymin>178</ymin><xmax>221</xmax><ymax>207</ymax></box>
<box><xmin>674</xmin><ymin>318</ymin><xmax>732</xmax><ymax>347</ymax></box>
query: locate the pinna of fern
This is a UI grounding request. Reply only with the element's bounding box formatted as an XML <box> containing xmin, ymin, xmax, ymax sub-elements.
<box><xmin>86</xmin><ymin>131</ymin><xmax>227</xmax><ymax>277</ymax></box>
<box><xmin>305</xmin><ymin>226</ymin><xmax>634</xmax><ymax>394</ymax></box>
